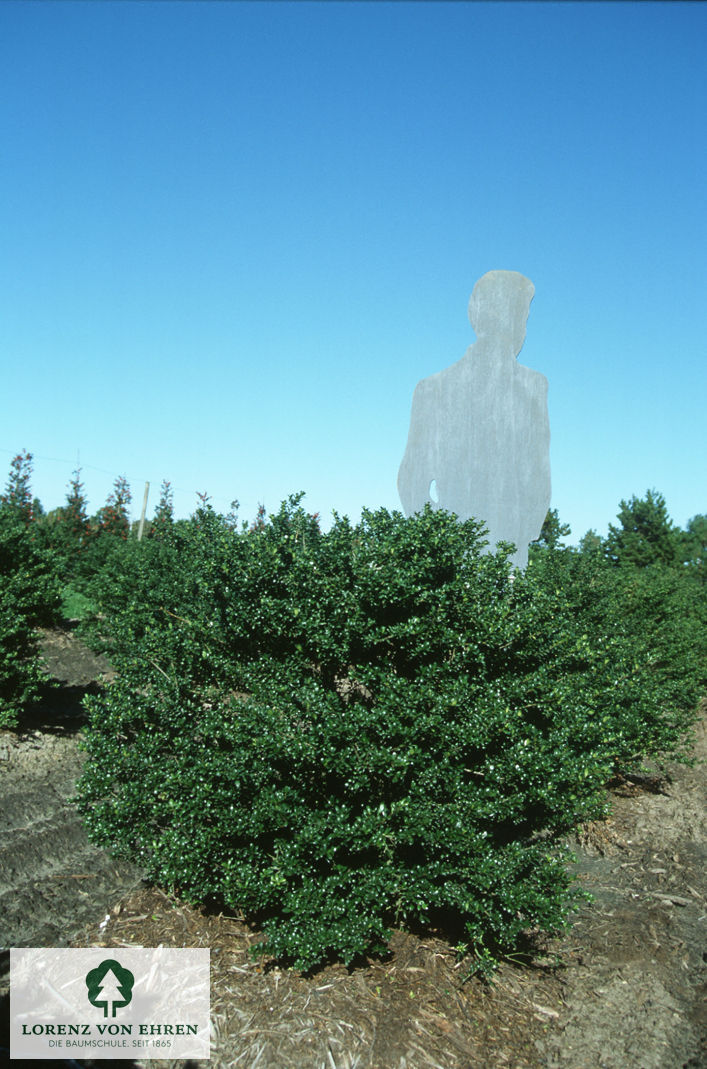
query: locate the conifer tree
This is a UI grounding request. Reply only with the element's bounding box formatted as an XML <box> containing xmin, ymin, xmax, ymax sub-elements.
<box><xmin>534</xmin><ymin>508</ymin><xmax>571</xmax><ymax>550</ymax></box>
<box><xmin>578</xmin><ymin>529</ymin><xmax>603</xmax><ymax>556</ymax></box>
<box><xmin>150</xmin><ymin>480</ymin><xmax>174</xmax><ymax>537</ymax></box>
<box><xmin>64</xmin><ymin>469</ymin><xmax>90</xmax><ymax>541</ymax></box>
<box><xmin>1</xmin><ymin>450</ymin><xmax>34</xmax><ymax>522</ymax></box>
<box><xmin>96</xmin><ymin>476</ymin><xmax>132</xmax><ymax>538</ymax></box>
<box><xmin>605</xmin><ymin>489</ymin><xmax>679</xmax><ymax>567</ymax></box>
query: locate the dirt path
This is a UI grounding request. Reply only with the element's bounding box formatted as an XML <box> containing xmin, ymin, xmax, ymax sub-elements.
<box><xmin>539</xmin><ymin>712</ymin><xmax>706</xmax><ymax>1069</ymax></box>
<box><xmin>0</xmin><ymin>629</ymin><xmax>144</xmax><ymax>997</ymax></box>
<box><xmin>2</xmin><ymin>629</ymin><xmax>705</xmax><ymax>1067</ymax></box>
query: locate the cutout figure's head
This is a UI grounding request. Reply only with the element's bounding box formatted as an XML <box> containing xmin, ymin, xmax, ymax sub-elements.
<box><xmin>468</xmin><ymin>270</ymin><xmax>535</xmax><ymax>356</ymax></box>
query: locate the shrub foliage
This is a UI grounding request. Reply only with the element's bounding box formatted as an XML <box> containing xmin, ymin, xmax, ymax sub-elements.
<box><xmin>0</xmin><ymin>505</ymin><xmax>60</xmax><ymax>729</ymax></box>
<box><xmin>74</xmin><ymin>498</ymin><xmax>704</xmax><ymax>971</ymax></box>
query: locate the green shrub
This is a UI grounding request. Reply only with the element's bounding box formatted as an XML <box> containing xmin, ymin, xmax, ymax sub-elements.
<box><xmin>75</xmin><ymin>500</ymin><xmax>702</xmax><ymax>971</ymax></box>
<box><xmin>0</xmin><ymin>509</ymin><xmax>61</xmax><ymax>729</ymax></box>
<box><xmin>614</xmin><ymin>563</ymin><xmax>707</xmax><ymax>699</ymax></box>
<box><xmin>60</xmin><ymin>585</ymin><xmax>99</xmax><ymax>622</ymax></box>
<box><xmin>526</xmin><ymin>546</ymin><xmax>704</xmax><ymax>767</ymax></box>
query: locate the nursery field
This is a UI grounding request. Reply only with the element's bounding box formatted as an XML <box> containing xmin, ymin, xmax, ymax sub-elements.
<box><xmin>1</xmin><ymin>456</ymin><xmax>706</xmax><ymax>1065</ymax></box>
<box><xmin>0</xmin><ymin>628</ymin><xmax>704</xmax><ymax>1068</ymax></box>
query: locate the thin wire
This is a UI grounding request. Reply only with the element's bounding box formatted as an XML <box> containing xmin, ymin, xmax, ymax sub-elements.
<box><xmin>0</xmin><ymin>446</ymin><xmax>239</xmax><ymax>508</ymax></box>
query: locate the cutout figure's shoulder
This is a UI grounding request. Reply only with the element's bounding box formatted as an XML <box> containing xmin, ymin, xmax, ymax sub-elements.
<box><xmin>515</xmin><ymin>362</ymin><xmax>549</xmax><ymax>394</ymax></box>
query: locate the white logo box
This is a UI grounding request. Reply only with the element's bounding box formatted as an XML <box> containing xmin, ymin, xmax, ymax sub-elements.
<box><xmin>10</xmin><ymin>947</ymin><xmax>210</xmax><ymax>1060</ymax></box>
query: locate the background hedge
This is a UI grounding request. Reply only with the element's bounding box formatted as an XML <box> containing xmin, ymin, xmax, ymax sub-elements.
<box><xmin>0</xmin><ymin>508</ymin><xmax>60</xmax><ymax>729</ymax></box>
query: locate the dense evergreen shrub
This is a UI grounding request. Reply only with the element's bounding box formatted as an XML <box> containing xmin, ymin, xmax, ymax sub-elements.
<box><xmin>0</xmin><ymin>508</ymin><xmax>60</xmax><ymax>729</ymax></box>
<box><xmin>76</xmin><ymin>499</ymin><xmax>703</xmax><ymax>971</ymax></box>
<box><xmin>680</xmin><ymin>514</ymin><xmax>706</xmax><ymax>576</ymax></box>
<box><xmin>526</xmin><ymin>545</ymin><xmax>703</xmax><ymax>767</ymax></box>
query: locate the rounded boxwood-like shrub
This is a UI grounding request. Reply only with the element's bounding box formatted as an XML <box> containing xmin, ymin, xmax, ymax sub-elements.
<box><xmin>76</xmin><ymin>500</ymin><xmax>701</xmax><ymax>970</ymax></box>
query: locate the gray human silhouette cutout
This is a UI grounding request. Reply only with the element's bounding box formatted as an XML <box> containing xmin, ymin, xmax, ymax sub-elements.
<box><xmin>397</xmin><ymin>270</ymin><xmax>551</xmax><ymax>570</ymax></box>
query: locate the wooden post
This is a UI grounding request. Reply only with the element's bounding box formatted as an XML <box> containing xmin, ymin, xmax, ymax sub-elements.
<box><xmin>137</xmin><ymin>481</ymin><xmax>150</xmax><ymax>541</ymax></box>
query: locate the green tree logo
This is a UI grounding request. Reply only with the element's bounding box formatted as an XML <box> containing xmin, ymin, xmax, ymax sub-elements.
<box><xmin>85</xmin><ymin>959</ymin><xmax>135</xmax><ymax>1017</ymax></box>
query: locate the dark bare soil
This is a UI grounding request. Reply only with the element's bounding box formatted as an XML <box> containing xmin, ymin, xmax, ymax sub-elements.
<box><xmin>2</xmin><ymin>628</ymin><xmax>705</xmax><ymax>1067</ymax></box>
<box><xmin>0</xmin><ymin>627</ymin><xmax>145</xmax><ymax>1065</ymax></box>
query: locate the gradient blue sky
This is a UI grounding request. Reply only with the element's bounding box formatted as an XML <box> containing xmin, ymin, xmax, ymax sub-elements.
<box><xmin>2</xmin><ymin>1</ymin><xmax>705</xmax><ymax>542</ymax></box>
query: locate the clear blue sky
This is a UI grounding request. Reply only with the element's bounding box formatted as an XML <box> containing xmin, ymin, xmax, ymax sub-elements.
<box><xmin>2</xmin><ymin>1</ymin><xmax>705</xmax><ymax>542</ymax></box>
